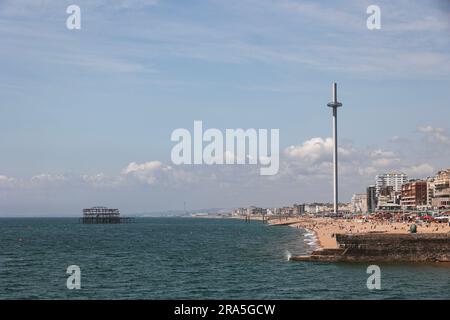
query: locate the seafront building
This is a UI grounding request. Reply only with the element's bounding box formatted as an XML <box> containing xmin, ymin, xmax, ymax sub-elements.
<box><xmin>430</xmin><ymin>169</ymin><xmax>450</xmax><ymax>209</ymax></box>
<box><xmin>375</xmin><ymin>173</ymin><xmax>408</xmax><ymax>196</ymax></box>
<box><xmin>231</xmin><ymin>202</ymin><xmax>353</xmax><ymax>218</ymax></box>
<box><xmin>366</xmin><ymin>186</ymin><xmax>377</xmax><ymax>213</ymax></box>
<box><xmin>351</xmin><ymin>194</ymin><xmax>368</xmax><ymax>213</ymax></box>
<box><xmin>231</xmin><ymin>168</ymin><xmax>450</xmax><ymax>218</ymax></box>
<box><xmin>400</xmin><ymin>180</ymin><xmax>427</xmax><ymax>208</ymax></box>
<box><xmin>245</xmin><ymin>206</ymin><xmax>267</xmax><ymax>216</ymax></box>
<box><xmin>231</xmin><ymin>208</ymin><xmax>246</xmax><ymax>216</ymax></box>
<box><xmin>376</xmin><ymin>185</ymin><xmax>400</xmax><ymax>207</ymax></box>
<box><xmin>427</xmin><ymin>177</ymin><xmax>435</xmax><ymax>207</ymax></box>
<box><xmin>293</xmin><ymin>203</ymin><xmax>305</xmax><ymax>215</ymax></box>
<box><xmin>360</xmin><ymin>168</ymin><xmax>450</xmax><ymax>212</ymax></box>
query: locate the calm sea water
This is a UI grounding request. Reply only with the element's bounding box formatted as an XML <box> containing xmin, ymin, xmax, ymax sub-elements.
<box><xmin>0</xmin><ymin>217</ymin><xmax>449</xmax><ymax>299</ymax></box>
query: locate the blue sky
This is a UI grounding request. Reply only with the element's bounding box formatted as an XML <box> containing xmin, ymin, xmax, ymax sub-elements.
<box><xmin>1</xmin><ymin>0</ymin><xmax>450</xmax><ymax>216</ymax></box>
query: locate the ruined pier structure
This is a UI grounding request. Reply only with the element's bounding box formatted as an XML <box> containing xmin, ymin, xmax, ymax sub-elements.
<box><xmin>81</xmin><ymin>206</ymin><xmax>134</xmax><ymax>224</ymax></box>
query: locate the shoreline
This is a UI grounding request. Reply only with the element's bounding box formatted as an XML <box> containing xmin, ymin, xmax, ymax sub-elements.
<box><xmin>223</xmin><ymin>215</ymin><xmax>450</xmax><ymax>261</ymax></box>
<box><xmin>267</xmin><ymin>216</ymin><xmax>450</xmax><ymax>250</ymax></box>
<box><xmin>268</xmin><ymin>217</ymin><xmax>337</xmax><ymax>249</ymax></box>
<box><xmin>264</xmin><ymin>216</ymin><xmax>450</xmax><ymax>263</ymax></box>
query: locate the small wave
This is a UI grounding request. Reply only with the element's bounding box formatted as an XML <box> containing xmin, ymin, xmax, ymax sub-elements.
<box><xmin>284</xmin><ymin>250</ymin><xmax>292</xmax><ymax>261</ymax></box>
<box><xmin>303</xmin><ymin>229</ymin><xmax>320</xmax><ymax>250</ymax></box>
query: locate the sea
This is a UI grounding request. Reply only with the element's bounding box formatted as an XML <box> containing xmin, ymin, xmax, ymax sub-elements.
<box><xmin>0</xmin><ymin>217</ymin><xmax>449</xmax><ymax>299</ymax></box>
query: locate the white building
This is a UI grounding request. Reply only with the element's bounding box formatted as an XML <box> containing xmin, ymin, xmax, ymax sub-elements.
<box><xmin>232</xmin><ymin>208</ymin><xmax>246</xmax><ymax>216</ymax></box>
<box><xmin>375</xmin><ymin>173</ymin><xmax>408</xmax><ymax>196</ymax></box>
<box><xmin>351</xmin><ymin>194</ymin><xmax>368</xmax><ymax>213</ymax></box>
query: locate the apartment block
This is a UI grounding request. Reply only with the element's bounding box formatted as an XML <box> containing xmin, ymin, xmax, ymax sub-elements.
<box><xmin>431</xmin><ymin>169</ymin><xmax>450</xmax><ymax>209</ymax></box>
<box><xmin>400</xmin><ymin>180</ymin><xmax>427</xmax><ymax>208</ymax></box>
<box><xmin>366</xmin><ymin>185</ymin><xmax>377</xmax><ymax>213</ymax></box>
<box><xmin>375</xmin><ymin>173</ymin><xmax>408</xmax><ymax>196</ymax></box>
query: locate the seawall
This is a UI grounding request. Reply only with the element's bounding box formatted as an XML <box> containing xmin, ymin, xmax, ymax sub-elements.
<box><xmin>291</xmin><ymin>233</ymin><xmax>450</xmax><ymax>263</ymax></box>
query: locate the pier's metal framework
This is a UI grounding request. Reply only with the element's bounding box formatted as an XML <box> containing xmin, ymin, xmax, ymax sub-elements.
<box><xmin>80</xmin><ymin>206</ymin><xmax>134</xmax><ymax>224</ymax></box>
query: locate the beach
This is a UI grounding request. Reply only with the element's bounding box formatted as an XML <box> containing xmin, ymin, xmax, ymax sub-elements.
<box><xmin>268</xmin><ymin>217</ymin><xmax>450</xmax><ymax>249</ymax></box>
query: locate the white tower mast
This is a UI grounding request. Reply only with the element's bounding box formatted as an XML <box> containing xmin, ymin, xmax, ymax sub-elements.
<box><xmin>327</xmin><ymin>83</ymin><xmax>343</xmax><ymax>214</ymax></box>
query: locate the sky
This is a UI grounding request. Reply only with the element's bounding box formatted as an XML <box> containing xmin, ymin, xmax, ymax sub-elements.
<box><xmin>0</xmin><ymin>0</ymin><xmax>450</xmax><ymax>216</ymax></box>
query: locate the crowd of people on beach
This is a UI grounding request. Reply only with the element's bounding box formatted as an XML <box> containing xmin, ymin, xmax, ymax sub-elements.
<box><xmin>267</xmin><ymin>214</ymin><xmax>450</xmax><ymax>249</ymax></box>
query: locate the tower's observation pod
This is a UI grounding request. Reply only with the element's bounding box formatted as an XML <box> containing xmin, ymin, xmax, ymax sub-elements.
<box><xmin>327</xmin><ymin>82</ymin><xmax>343</xmax><ymax>109</ymax></box>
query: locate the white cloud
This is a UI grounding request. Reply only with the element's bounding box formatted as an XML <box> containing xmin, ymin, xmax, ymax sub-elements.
<box><xmin>283</xmin><ymin>137</ymin><xmax>356</xmax><ymax>172</ymax></box>
<box><xmin>358</xmin><ymin>166</ymin><xmax>377</xmax><ymax>177</ymax></box>
<box><xmin>122</xmin><ymin>161</ymin><xmax>168</xmax><ymax>175</ymax></box>
<box><xmin>284</xmin><ymin>137</ymin><xmax>333</xmax><ymax>163</ymax></box>
<box><xmin>401</xmin><ymin>163</ymin><xmax>435</xmax><ymax>178</ymax></box>
<box><xmin>9</xmin><ymin>174</ymin><xmax>68</xmax><ymax>188</ymax></box>
<box><xmin>417</xmin><ymin>125</ymin><xmax>450</xmax><ymax>144</ymax></box>
<box><xmin>283</xmin><ymin>135</ymin><xmax>441</xmax><ymax>185</ymax></box>
<box><xmin>389</xmin><ymin>135</ymin><xmax>409</xmax><ymax>144</ymax></box>
<box><xmin>370</xmin><ymin>149</ymin><xmax>396</xmax><ymax>158</ymax></box>
<box><xmin>371</xmin><ymin>158</ymin><xmax>401</xmax><ymax>168</ymax></box>
<box><xmin>122</xmin><ymin>161</ymin><xmax>175</xmax><ymax>185</ymax></box>
<box><xmin>30</xmin><ymin>174</ymin><xmax>67</xmax><ymax>183</ymax></box>
<box><xmin>0</xmin><ymin>131</ymin><xmax>447</xmax><ymax>210</ymax></box>
<box><xmin>0</xmin><ymin>175</ymin><xmax>16</xmax><ymax>188</ymax></box>
<box><xmin>82</xmin><ymin>173</ymin><xmax>124</xmax><ymax>188</ymax></box>
<box><xmin>417</xmin><ymin>126</ymin><xmax>435</xmax><ymax>133</ymax></box>
<box><xmin>1</xmin><ymin>173</ymin><xmax>68</xmax><ymax>189</ymax></box>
